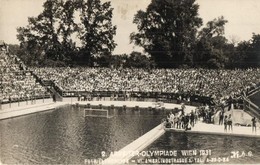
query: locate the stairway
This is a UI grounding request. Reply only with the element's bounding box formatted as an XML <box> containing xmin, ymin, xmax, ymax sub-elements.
<box><xmin>48</xmin><ymin>87</ymin><xmax>63</xmax><ymax>102</ymax></box>
<box><xmin>31</xmin><ymin>73</ymin><xmax>63</xmax><ymax>102</ymax></box>
<box><xmin>243</xmin><ymin>96</ymin><xmax>260</xmax><ymax>120</ymax></box>
<box><xmin>249</xmin><ymin>89</ymin><xmax>260</xmax><ymax>108</ymax></box>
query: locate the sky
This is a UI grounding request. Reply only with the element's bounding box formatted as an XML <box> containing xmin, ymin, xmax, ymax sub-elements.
<box><xmin>1</xmin><ymin>0</ymin><xmax>260</xmax><ymax>54</ymax></box>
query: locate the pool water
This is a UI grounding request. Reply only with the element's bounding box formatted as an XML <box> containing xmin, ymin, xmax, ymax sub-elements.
<box><xmin>0</xmin><ymin>105</ymin><xmax>166</xmax><ymax>164</ymax></box>
<box><xmin>130</xmin><ymin>131</ymin><xmax>260</xmax><ymax>164</ymax></box>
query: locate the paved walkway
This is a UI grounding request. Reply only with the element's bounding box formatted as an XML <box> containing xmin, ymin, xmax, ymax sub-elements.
<box><xmin>102</xmin><ymin>124</ymin><xmax>165</xmax><ymax>165</ymax></box>
<box><xmin>76</xmin><ymin>100</ymin><xmax>196</xmax><ymax>113</ymax></box>
<box><xmin>103</xmin><ymin>120</ymin><xmax>260</xmax><ymax>164</ymax></box>
<box><xmin>0</xmin><ymin>102</ymin><xmax>67</xmax><ymax>120</ymax></box>
<box><xmin>166</xmin><ymin>121</ymin><xmax>260</xmax><ymax>138</ymax></box>
<box><xmin>0</xmin><ymin>100</ymin><xmax>196</xmax><ymax>121</ymax></box>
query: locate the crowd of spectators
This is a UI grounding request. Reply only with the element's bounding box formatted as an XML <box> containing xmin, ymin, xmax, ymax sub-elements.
<box><xmin>164</xmin><ymin>110</ymin><xmax>197</xmax><ymax>130</ymax></box>
<box><xmin>164</xmin><ymin>104</ymin><xmax>215</xmax><ymax>130</ymax></box>
<box><xmin>1</xmin><ymin>50</ymin><xmax>259</xmax><ymax>106</ymax></box>
<box><xmin>0</xmin><ymin>51</ymin><xmax>50</xmax><ymax>103</ymax></box>
<box><xmin>31</xmin><ymin>67</ymin><xmax>259</xmax><ymax>105</ymax></box>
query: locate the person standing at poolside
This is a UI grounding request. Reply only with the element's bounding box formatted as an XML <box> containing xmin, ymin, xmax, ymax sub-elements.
<box><xmin>224</xmin><ymin>115</ymin><xmax>228</xmax><ymax>132</ymax></box>
<box><xmin>177</xmin><ymin>114</ymin><xmax>182</xmax><ymax>129</ymax></box>
<box><xmin>174</xmin><ymin>115</ymin><xmax>178</xmax><ymax>128</ymax></box>
<box><xmin>252</xmin><ymin>117</ymin><xmax>257</xmax><ymax>133</ymax></box>
<box><xmin>169</xmin><ymin>112</ymin><xmax>175</xmax><ymax>128</ymax></box>
<box><xmin>52</xmin><ymin>94</ymin><xmax>56</xmax><ymax>102</ymax></box>
<box><xmin>181</xmin><ymin>102</ymin><xmax>186</xmax><ymax>115</ymax></box>
<box><xmin>190</xmin><ymin>110</ymin><xmax>195</xmax><ymax>127</ymax></box>
<box><xmin>219</xmin><ymin>110</ymin><xmax>224</xmax><ymax>125</ymax></box>
<box><xmin>227</xmin><ymin>114</ymin><xmax>233</xmax><ymax>132</ymax></box>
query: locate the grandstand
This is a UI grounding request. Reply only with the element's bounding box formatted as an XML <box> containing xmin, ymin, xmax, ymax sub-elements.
<box><xmin>1</xmin><ymin>41</ymin><xmax>260</xmax><ymax>121</ymax></box>
<box><xmin>31</xmin><ymin>67</ymin><xmax>259</xmax><ymax>106</ymax></box>
<box><xmin>0</xmin><ymin>43</ymin><xmax>50</xmax><ymax>104</ymax></box>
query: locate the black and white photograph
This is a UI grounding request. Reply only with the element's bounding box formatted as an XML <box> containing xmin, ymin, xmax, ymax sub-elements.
<box><xmin>0</xmin><ymin>0</ymin><xmax>260</xmax><ymax>164</ymax></box>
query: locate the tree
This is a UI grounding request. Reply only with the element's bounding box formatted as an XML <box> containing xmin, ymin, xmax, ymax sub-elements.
<box><xmin>77</xmin><ymin>0</ymin><xmax>117</xmax><ymax>65</ymax></box>
<box><xmin>244</xmin><ymin>33</ymin><xmax>260</xmax><ymax>67</ymax></box>
<box><xmin>229</xmin><ymin>40</ymin><xmax>250</xmax><ymax>68</ymax></box>
<box><xmin>224</xmin><ymin>35</ymin><xmax>239</xmax><ymax>68</ymax></box>
<box><xmin>17</xmin><ymin>0</ymin><xmax>116</xmax><ymax>66</ymax></box>
<box><xmin>17</xmin><ymin>0</ymin><xmax>67</xmax><ymax>66</ymax></box>
<box><xmin>110</xmin><ymin>54</ymin><xmax>128</xmax><ymax>68</ymax></box>
<box><xmin>130</xmin><ymin>0</ymin><xmax>202</xmax><ymax>68</ymax></box>
<box><xmin>125</xmin><ymin>51</ymin><xmax>155</xmax><ymax>68</ymax></box>
<box><xmin>194</xmin><ymin>16</ymin><xmax>228</xmax><ymax>68</ymax></box>
<box><xmin>229</xmin><ymin>35</ymin><xmax>240</xmax><ymax>46</ymax></box>
<box><xmin>56</xmin><ymin>0</ymin><xmax>78</xmax><ymax>63</ymax></box>
<box><xmin>227</xmin><ymin>33</ymin><xmax>260</xmax><ymax>68</ymax></box>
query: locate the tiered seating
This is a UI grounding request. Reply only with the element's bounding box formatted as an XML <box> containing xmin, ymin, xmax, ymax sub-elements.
<box><xmin>0</xmin><ymin>51</ymin><xmax>50</xmax><ymax>103</ymax></box>
<box><xmin>31</xmin><ymin>67</ymin><xmax>260</xmax><ymax>104</ymax></box>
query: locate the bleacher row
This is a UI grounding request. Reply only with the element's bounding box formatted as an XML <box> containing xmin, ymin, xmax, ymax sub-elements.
<box><xmin>31</xmin><ymin>66</ymin><xmax>260</xmax><ymax>105</ymax></box>
<box><xmin>0</xmin><ymin>44</ymin><xmax>259</xmax><ymax>106</ymax></box>
<box><xmin>0</xmin><ymin>51</ymin><xmax>50</xmax><ymax>103</ymax></box>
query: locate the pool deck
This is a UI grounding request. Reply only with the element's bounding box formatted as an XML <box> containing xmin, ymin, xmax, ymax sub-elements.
<box><xmin>75</xmin><ymin>100</ymin><xmax>196</xmax><ymax>113</ymax></box>
<box><xmin>165</xmin><ymin>121</ymin><xmax>260</xmax><ymax>138</ymax></box>
<box><xmin>0</xmin><ymin>102</ymin><xmax>67</xmax><ymax>120</ymax></box>
<box><xmin>102</xmin><ymin>124</ymin><xmax>165</xmax><ymax>165</ymax></box>
<box><xmin>102</xmin><ymin>122</ymin><xmax>260</xmax><ymax>165</ymax></box>
<box><xmin>0</xmin><ymin>100</ymin><xmax>195</xmax><ymax>120</ymax></box>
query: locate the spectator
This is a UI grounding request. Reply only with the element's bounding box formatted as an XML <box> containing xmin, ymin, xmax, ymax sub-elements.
<box><xmin>190</xmin><ymin>110</ymin><xmax>195</xmax><ymax>127</ymax></box>
<box><xmin>227</xmin><ymin>114</ymin><xmax>233</xmax><ymax>132</ymax></box>
<box><xmin>252</xmin><ymin>117</ymin><xmax>257</xmax><ymax>133</ymax></box>
<box><xmin>219</xmin><ymin>110</ymin><xmax>224</xmax><ymax>125</ymax></box>
<box><xmin>224</xmin><ymin>115</ymin><xmax>228</xmax><ymax>132</ymax></box>
<box><xmin>1</xmin><ymin>51</ymin><xmax>49</xmax><ymax>103</ymax></box>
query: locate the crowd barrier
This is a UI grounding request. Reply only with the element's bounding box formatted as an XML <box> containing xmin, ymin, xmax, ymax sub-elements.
<box><xmin>1</xmin><ymin>89</ymin><xmax>247</xmax><ymax>111</ymax></box>
<box><xmin>247</xmin><ymin>84</ymin><xmax>260</xmax><ymax>97</ymax></box>
<box><xmin>0</xmin><ymin>97</ymin><xmax>52</xmax><ymax>110</ymax></box>
<box><xmin>61</xmin><ymin>90</ymin><xmax>214</xmax><ymax>105</ymax></box>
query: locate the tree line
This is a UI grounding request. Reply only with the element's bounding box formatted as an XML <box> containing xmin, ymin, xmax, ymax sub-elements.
<box><xmin>12</xmin><ymin>0</ymin><xmax>260</xmax><ymax>68</ymax></box>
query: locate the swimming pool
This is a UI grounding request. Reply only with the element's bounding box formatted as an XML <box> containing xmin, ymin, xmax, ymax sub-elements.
<box><xmin>0</xmin><ymin>105</ymin><xmax>166</xmax><ymax>164</ymax></box>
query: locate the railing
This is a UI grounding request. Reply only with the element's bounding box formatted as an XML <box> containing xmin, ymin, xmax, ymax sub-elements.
<box><xmin>0</xmin><ymin>96</ymin><xmax>53</xmax><ymax>110</ymax></box>
<box><xmin>247</xmin><ymin>83</ymin><xmax>260</xmax><ymax>97</ymax></box>
<box><xmin>1</xmin><ymin>95</ymin><xmax>51</xmax><ymax>104</ymax></box>
<box><xmin>61</xmin><ymin>90</ymin><xmax>214</xmax><ymax>105</ymax></box>
<box><xmin>29</xmin><ymin>71</ymin><xmax>63</xmax><ymax>100</ymax></box>
<box><xmin>243</xmin><ymin>96</ymin><xmax>260</xmax><ymax>120</ymax></box>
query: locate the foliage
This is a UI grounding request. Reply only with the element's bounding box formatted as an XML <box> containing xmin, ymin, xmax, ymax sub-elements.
<box><xmin>130</xmin><ymin>0</ymin><xmax>202</xmax><ymax>68</ymax></box>
<box><xmin>14</xmin><ymin>0</ymin><xmax>260</xmax><ymax>68</ymax></box>
<box><xmin>245</xmin><ymin>33</ymin><xmax>260</xmax><ymax>67</ymax></box>
<box><xmin>195</xmin><ymin>16</ymin><xmax>228</xmax><ymax>68</ymax></box>
<box><xmin>124</xmin><ymin>51</ymin><xmax>155</xmax><ymax>68</ymax></box>
<box><xmin>16</xmin><ymin>0</ymin><xmax>116</xmax><ymax>66</ymax></box>
<box><xmin>77</xmin><ymin>0</ymin><xmax>116</xmax><ymax>65</ymax></box>
<box><xmin>93</xmin><ymin>51</ymin><xmax>155</xmax><ymax>69</ymax></box>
